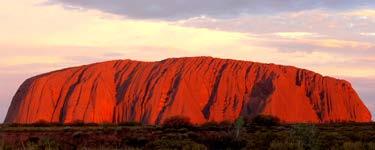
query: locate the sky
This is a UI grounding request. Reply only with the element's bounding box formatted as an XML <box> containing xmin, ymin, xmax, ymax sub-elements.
<box><xmin>0</xmin><ymin>0</ymin><xmax>374</xmax><ymax>122</ymax></box>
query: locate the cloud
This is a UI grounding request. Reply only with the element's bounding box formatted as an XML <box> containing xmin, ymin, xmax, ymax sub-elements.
<box><xmin>48</xmin><ymin>0</ymin><xmax>375</xmax><ymax>20</ymax></box>
<box><xmin>176</xmin><ymin>9</ymin><xmax>375</xmax><ymax>39</ymax></box>
<box><xmin>0</xmin><ymin>56</ymin><xmax>66</xmax><ymax>66</ymax></box>
<box><xmin>175</xmin><ymin>9</ymin><xmax>375</xmax><ymax>57</ymax></box>
<box><xmin>272</xmin><ymin>32</ymin><xmax>320</xmax><ymax>39</ymax></box>
<box><xmin>361</xmin><ymin>33</ymin><xmax>375</xmax><ymax>36</ymax></box>
<box><xmin>345</xmin><ymin>9</ymin><xmax>375</xmax><ymax>17</ymax></box>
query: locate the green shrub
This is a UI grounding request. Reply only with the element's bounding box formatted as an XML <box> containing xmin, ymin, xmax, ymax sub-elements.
<box><xmin>99</xmin><ymin>122</ymin><xmax>115</xmax><ymax>128</ymax></box>
<box><xmin>252</xmin><ymin>115</ymin><xmax>280</xmax><ymax>126</ymax></box>
<box><xmin>268</xmin><ymin>141</ymin><xmax>303</xmax><ymax>150</ymax></box>
<box><xmin>162</xmin><ymin>116</ymin><xmax>194</xmax><ymax>129</ymax></box>
<box><xmin>290</xmin><ymin>124</ymin><xmax>319</xmax><ymax>150</ymax></box>
<box><xmin>20</xmin><ymin>137</ymin><xmax>60</xmax><ymax>150</ymax></box>
<box><xmin>145</xmin><ymin>139</ymin><xmax>206</xmax><ymax>150</ymax></box>
<box><xmin>235</xmin><ymin>116</ymin><xmax>245</xmax><ymax>138</ymax></box>
<box><xmin>196</xmin><ymin>132</ymin><xmax>246</xmax><ymax>149</ymax></box>
<box><xmin>318</xmin><ymin>131</ymin><xmax>348</xmax><ymax>148</ymax></box>
<box><xmin>0</xmin><ymin>139</ymin><xmax>12</xmax><ymax>150</ymax></box>
<box><xmin>72</xmin><ymin>131</ymin><xmax>88</xmax><ymax>141</ymax></box>
<box><xmin>0</xmin><ymin>139</ymin><xmax>3</xmax><ymax>149</ymax></box>
<box><xmin>343</xmin><ymin>142</ymin><xmax>365</xmax><ymax>150</ymax></box>
<box><xmin>368</xmin><ymin>142</ymin><xmax>375</xmax><ymax>150</ymax></box>
<box><xmin>25</xmin><ymin>142</ymin><xmax>39</xmax><ymax>150</ymax></box>
<box><xmin>123</xmin><ymin>136</ymin><xmax>149</xmax><ymax>148</ymax></box>
<box><xmin>200</xmin><ymin>121</ymin><xmax>219</xmax><ymax>128</ymax></box>
<box><xmin>247</xmin><ymin>131</ymin><xmax>277</xmax><ymax>149</ymax></box>
<box><xmin>218</xmin><ymin>120</ymin><xmax>233</xmax><ymax>128</ymax></box>
<box><xmin>38</xmin><ymin>138</ymin><xmax>60</xmax><ymax>150</ymax></box>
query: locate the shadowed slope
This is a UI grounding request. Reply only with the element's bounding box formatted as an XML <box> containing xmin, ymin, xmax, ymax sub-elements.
<box><xmin>5</xmin><ymin>57</ymin><xmax>372</xmax><ymax>124</ymax></box>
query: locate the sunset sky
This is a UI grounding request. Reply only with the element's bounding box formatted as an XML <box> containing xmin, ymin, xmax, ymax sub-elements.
<box><xmin>1</xmin><ymin>0</ymin><xmax>374</xmax><ymax>121</ymax></box>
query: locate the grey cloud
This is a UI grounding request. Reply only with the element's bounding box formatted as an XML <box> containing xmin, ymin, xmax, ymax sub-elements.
<box><xmin>262</xmin><ymin>40</ymin><xmax>375</xmax><ymax>56</ymax></box>
<box><xmin>177</xmin><ymin>9</ymin><xmax>375</xmax><ymax>55</ymax></box>
<box><xmin>48</xmin><ymin>0</ymin><xmax>374</xmax><ymax>20</ymax></box>
<box><xmin>178</xmin><ymin>10</ymin><xmax>375</xmax><ymax>40</ymax></box>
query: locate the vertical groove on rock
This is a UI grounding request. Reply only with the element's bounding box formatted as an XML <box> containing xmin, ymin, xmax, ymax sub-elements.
<box><xmin>202</xmin><ymin>63</ymin><xmax>228</xmax><ymax>120</ymax></box>
<box><xmin>115</xmin><ymin>62</ymin><xmax>141</xmax><ymax>104</ymax></box>
<box><xmin>50</xmin><ymin>68</ymin><xmax>79</xmax><ymax>122</ymax></box>
<box><xmin>59</xmin><ymin>67</ymin><xmax>88</xmax><ymax>123</ymax></box>
<box><xmin>156</xmin><ymin>73</ymin><xmax>183</xmax><ymax>124</ymax></box>
<box><xmin>247</xmin><ymin>75</ymin><xmax>276</xmax><ymax>116</ymax></box>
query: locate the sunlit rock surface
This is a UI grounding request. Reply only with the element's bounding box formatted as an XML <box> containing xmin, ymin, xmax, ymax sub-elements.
<box><xmin>5</xmin><ymin>57</ymin><xmax>372</xmax><ymax>124</ymax></box>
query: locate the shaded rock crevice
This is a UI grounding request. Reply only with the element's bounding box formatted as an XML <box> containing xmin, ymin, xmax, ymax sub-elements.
<box><xmin>59</xmin><ymin>67</ymin><xmax>89</xmax><ymax>123</ymax></box>
<box><xmin>202</xmin><ymin>63</ymin><xmax>228</xmax><ymax>120</ymax></box>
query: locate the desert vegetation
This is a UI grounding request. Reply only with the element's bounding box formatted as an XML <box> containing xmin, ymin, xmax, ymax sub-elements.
<box><xmin>0</xmin><ymin>115</ymin><xmax>374</xmax><ymax>150</ymax></box>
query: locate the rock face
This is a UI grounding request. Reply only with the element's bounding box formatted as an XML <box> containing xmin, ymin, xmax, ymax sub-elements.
<box><xmin>5</xmin><ymin>57</ymin><xmax>372</xmax><ymax>124</ymax></box>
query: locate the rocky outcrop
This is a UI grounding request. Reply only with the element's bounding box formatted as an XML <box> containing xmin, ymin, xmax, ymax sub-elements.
<box><xmin>5</xmin><ymin>57</ymin><xmax>372</xmax><ymax>124</ymax></box>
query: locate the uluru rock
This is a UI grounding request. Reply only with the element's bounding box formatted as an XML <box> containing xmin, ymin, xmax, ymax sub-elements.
<box><xmin>5</xmin><ymin>57</ymin><xmax>372</xmax><ymax>124</ymax></box>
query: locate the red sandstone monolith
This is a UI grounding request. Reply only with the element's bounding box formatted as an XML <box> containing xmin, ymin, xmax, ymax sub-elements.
<box><xmin>5</xmin><ymin>57</ymin><xmax>372</xmax><ymax>124</ymax></box>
